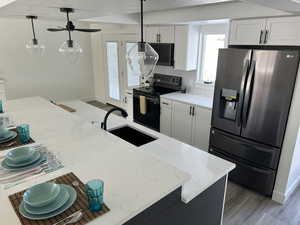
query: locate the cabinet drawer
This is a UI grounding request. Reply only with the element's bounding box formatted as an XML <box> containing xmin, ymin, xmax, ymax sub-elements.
<box><xmin>209</xmin><ymin>148</ymin><xmax>275</xmax><ymax>196</ymax></box>
<box><xmin>160</xmin><ymin>99</ymin><xmax>172</xmax><ymax>108</ymax></box>
<box><xmin>210</xmin><ymin>128</ymin><xmax>280</xmax><ymax>170</ymax></box>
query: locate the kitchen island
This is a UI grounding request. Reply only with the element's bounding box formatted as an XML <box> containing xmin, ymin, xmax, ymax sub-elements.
<box><xmin>0</xmin><ymin>97</ymin><xmax>235</xmax><ymax>225</ymax></box>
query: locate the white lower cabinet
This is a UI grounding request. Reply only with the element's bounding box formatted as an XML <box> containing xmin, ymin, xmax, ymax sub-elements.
<box><xmin>160</xmin><ymin>98</ymin><xmax>212</xmax><ymax>151</ymax></box>
<box><xmin>124</xmin><ymin>91</ymin><xmax>133</xmax><ymax>121</ymax></box>
<box><xmin>192</xmin><ymin>106</ymin><xmax>212</xmax><ymax>151</ymax></box>
<box><xmin>172</xmin><ymin>101</ymin><xmax>194</xmax><ymax>144</ymax></box>
<box><xmin>160</xmin><ymin>99</ymin><xmax>173</xmax><ymax>136</ymax></box>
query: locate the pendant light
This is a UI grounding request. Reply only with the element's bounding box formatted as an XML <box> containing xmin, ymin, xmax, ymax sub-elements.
<box><xmin>26</xmin><ymin>15</ymin><xmax>45</xmax><ymax>56</ymax></box>
<box><xmin>126</xmin><ymin>0</ymin><xmax>159</xmax><ymax>84</ymax></box>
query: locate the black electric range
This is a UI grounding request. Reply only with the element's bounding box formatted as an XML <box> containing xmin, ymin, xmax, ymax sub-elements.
<box><xmin>133</xmin><ymin>74</ymin><xmax>183</xmax><ymax>131</ymax></box>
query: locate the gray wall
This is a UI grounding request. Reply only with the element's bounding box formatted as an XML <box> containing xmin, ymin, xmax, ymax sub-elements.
<box><xmin>0</xmin><ymin>18</ymin><xmax>95</xmax><ymax>101</ymax></box>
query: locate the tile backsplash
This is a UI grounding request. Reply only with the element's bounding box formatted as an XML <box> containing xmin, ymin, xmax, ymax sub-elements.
<box><xmin>154</xmin><ymin>66</ymin><xmax>214</xmax><ymax>98</ymax></box>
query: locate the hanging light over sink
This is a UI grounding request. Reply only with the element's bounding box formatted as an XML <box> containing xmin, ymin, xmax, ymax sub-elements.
<box><xmin>126</xmin><ymin>0</ymin><xmax>159</xmax><ymax>84</ymax></box>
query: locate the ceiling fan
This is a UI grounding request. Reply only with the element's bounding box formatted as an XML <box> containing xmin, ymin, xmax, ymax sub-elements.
<box><xmin>47</xmin><ymin>8</ymin><xmax>101</xmax><ymax>63</ymax></box>
<box><xmin>47</xmin><ymin>8</ymin><xmax>101</xmax><ymax>33</ymax></box>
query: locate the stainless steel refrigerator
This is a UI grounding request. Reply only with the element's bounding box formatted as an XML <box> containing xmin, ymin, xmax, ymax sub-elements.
<box><xmin>209</xmin><ymin>48</ymin><xmax>300</xmax><ymax>196</ymax></box>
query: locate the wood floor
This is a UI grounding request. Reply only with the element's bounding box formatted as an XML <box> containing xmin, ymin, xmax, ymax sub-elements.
<box><xmin>86</xmin><ymin>100</ymin><xmax>300</xmax><ymax>225</ymax></box>
<box><xmin>224</xmin><ymin>182</ymin><xmax>300</xmax><ymax>225</ymax></box>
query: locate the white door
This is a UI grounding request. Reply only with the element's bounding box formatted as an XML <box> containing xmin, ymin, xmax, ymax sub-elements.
<box><xmin>229</xmin><ymin>19</ymin><xmax>266</xmax><ymax>45</ymax></box>
<box><xmin>103</xmin><ymin>34</ymin><xmax>138</xmax><ymax>108</ymax></box>
<box><xmin>103</xmin><ymin>38</ymin><xmax>123</xmax><ymax>107</ymax></box>
<box><xmin>159</xmin><ymin>26</ymin><xmax>175</xmax><ymax>43</ymax></box>
<box><xmin>192</xmin><ymin>106</ymin><xmax>212</xmax><ymax>151</ymax></box>
<box><xmin>172</xmin><ymin>101</ymin><xmax>193</xmax><ymax>144</ymax></box>
<box><xmin>266</xmin><ymin>17</ymin><xmax>300</xmax><ymax>46</ymax></box>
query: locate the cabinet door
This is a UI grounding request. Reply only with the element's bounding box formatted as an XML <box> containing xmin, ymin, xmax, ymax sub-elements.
<box><xmin>192</xmin><ymin>106</ymin><xmax>212</xmax><ymax>151</ymax></box>
<box><xmin>174</xmin><ymin>25</ymin><xmax>199</xmax><ymax>71</ymax></box>
<box><xmin>266</xmin><ymin>17</ymin><xmax>300</xmax><ymax>46</ymax></box>
<box><xmin>160</xmin><ymin>106</ymin><xmax>172</xmax><ymax>136</ymax></box>
<box><xmin>145</xmin><ymin>26</ymin><xmax>159</xmax><ymax>43</ymax></box>
<box><xmin>159</xmin><ymin>26</ymin><xmax>175</xmax><ymax>43</ymax></box>
<box><xmin>172</xmin><ymin>101</ymin><xmax>193</xmax><ymax>144</ymax></box>
<box><xmin>229</xmin><ymin>19</ymin><xmax>266</xmax><ymax>45</ymax></box>
<box><xmin>125</xmin><ymin>92</ymin><xmax>133</xmax><ymax>121</ymax></box>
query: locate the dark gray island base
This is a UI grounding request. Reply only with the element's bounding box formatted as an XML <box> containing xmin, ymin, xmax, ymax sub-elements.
<box><xmin>124</xmin><ymin>176</ymin><xmax>227</xmax><ymax>225</ymax></box>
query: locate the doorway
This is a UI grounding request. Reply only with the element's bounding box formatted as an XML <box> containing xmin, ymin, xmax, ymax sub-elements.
<box><xmin>103</xmin><ymin>34</ymin><xmax>139</xmax><ymax>108</ymax></box>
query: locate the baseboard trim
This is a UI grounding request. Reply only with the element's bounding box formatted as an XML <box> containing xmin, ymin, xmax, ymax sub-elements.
<box><xmin>272</xmin><ymin>175</ymin><xmax>300</xmax><ymax>204</ymax></box>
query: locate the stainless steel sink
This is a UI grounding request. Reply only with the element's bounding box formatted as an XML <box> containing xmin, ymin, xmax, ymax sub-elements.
<box><xmin>109</xmin><ymin>125</ymin><xmax>157</xmax><ymax>147</ymax></box>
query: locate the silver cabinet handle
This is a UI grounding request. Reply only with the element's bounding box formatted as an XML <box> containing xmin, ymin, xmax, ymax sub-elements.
<box><xmin>162</xmin><ymin>102</ymin><xmax>169</xmax><ymax>105</ymax></box>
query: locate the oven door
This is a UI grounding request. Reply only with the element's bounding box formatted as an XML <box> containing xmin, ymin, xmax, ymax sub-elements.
<box><xmin>133</xmin><ymin>94</ymin><xmax>160</xmax><ymax>131</ymax></box>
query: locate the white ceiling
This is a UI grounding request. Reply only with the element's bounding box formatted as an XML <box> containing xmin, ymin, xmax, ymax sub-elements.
<box><xmin>246</xmin><ymin>0</ymin><xmax>300</xmax><ymax>13</ymax></box>
<box><xmin>0</xmin><ymin>0</ymin><xmax>235</xmax><ymax>21</ymax></box>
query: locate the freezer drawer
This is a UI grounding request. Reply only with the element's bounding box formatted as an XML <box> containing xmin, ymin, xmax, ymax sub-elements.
<box><xmin>209</xmin><ymin>148</ymin><xmax>276</xmax><ymax>196</ymax></box>
<box><xmin>210</xmin><ymin>128</ymin><xmax>280</xmax><ymax>170</ymax></box>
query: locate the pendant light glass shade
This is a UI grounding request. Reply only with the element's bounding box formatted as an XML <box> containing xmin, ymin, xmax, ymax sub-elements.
<box><xmin>26</xmin><ymin>16</ymin><xmax>45</xmax><ymax>56</ymax></box>
<box><xmin>127</xmin><ymin>42</ymin><xmax>159</xmax><ymax>80</ymax></box>
<box><xmin>126</xmin><ymin>0</ymin><xmax>159</xmax><ymax>83</ymax></box>
<box><xmin>59</xmin><ymin>40</ymin><xmax>82</xmax><ymax>63</ymax></box>
<box><xmin>26</xmin><ymin>39</ymin><xmax>45</xmax><ymax>56</ymax></box>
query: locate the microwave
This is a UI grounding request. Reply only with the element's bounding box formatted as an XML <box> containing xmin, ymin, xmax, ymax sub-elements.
<box><xmin>150</xmin><ymin>43</ymin><xmax>174</xmax><ymax>67</ymax></box>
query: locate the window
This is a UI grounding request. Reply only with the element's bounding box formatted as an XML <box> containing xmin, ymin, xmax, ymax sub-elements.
<box><xmin>198</xmin><ymin>33</ymin><xmax>226</xmax><ymax>84</ymax></box>
<box><xmin>126</xmin><ymin>42</ymin><xmax>140</xmax><ymax>88</ymax></box>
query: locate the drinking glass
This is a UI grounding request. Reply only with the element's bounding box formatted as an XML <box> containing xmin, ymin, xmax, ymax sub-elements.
<box><xmin>0</xmin><ymin>100</ymin><xmax>3</xmax><ymax>113</ymax></box>
<box><xmin>17</xmin><ymin>124</ymin><xmax>30</xmax><ymax>144</ymax></box>
<box><xmin>85</xmin><ymin>179</ymin><xmax>104</xmax><ymax>212</ymax></box>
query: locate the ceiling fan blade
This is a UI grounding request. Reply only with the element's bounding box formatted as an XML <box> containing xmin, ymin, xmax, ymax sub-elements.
<box><xmin>74</xmin><ymin>28</ymin><xmax>101</xmax><ymax>32</ymax></box>
<box><xmin>47</xmin><ymin>28</ymin><xmax>67</xmax><ymax>32</ymax></box>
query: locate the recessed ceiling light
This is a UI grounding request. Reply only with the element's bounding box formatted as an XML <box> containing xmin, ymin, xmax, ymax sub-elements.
<box><xmin>291</xmin><ymin>0</ymin><xmax>300</xmax><ymax>3</ymax></box>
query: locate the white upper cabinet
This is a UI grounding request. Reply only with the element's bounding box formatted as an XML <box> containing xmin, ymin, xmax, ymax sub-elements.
<box><xmin>159</xmin><ymin>26</ymin><xmax>175</xmax><ymax>43</ymax></box>
<box><xmin>174</xmin><ymin>25</ymin><xmax>199</xmax><ymax>71</ymax></box>
<box><xmin>229</xmin><ymin>17</ymin><xmax>300</xmax><ymax>46</ymax></box>
<box><xmin>145</xmin><ymin>25</ymin><xmax>174</xmax><ymax>43</ymax></box>
<box><xmin>146</xmin><ymin>26</ymin><xmax>160</xmax><ymax>43</ymax></box>
<box><xmin>229</xmin><ymin>19</ymin><xmax>266</xmax><ymax>45</ymax></box>
<box><xmin>266</xmin><ymin>17</ymin><xmax>300</xmax><ymax>46</ymax></box>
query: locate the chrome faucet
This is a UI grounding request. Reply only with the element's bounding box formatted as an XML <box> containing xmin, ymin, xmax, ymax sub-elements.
<box><xmin>101</xmin><ymin>107</ymin><xmax>128</xmax><ymax>131</ymax></box>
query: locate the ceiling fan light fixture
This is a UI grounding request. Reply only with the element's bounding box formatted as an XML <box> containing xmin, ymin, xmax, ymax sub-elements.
<box><xmin>59</xmin><ymin>40</ymin><xmax>82</xmax><ymax>63</ymax></box>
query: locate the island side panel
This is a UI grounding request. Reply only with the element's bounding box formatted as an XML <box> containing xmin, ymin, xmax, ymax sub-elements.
<box><xmin>123</xmin><ymin>176</ymin><xmax>227</xmax><ymax>225</ymax></box>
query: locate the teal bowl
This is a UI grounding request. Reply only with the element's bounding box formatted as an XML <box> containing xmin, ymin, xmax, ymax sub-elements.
<box><xmin>6</xmin><ymin>146</ymin><xmax>36</xmax><ymax>164</ymax></box>
<box><xmin>23</xmin><ymin>182</ymin><xmax>61</xmax><ymax>207</ymax></box>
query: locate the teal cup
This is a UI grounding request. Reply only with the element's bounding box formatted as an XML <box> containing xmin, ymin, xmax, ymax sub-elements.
<box><xmin>17</xmin><ymin>124</ymin><xmax>30</xmax><ymax>144</ymax></box>
<box><xmin>0</xmin><ymin>100</ymin><xmax>3</xmax><ymax>113</ymax></box>
<box><xmin>85</xmin><ymin>179</ymin><xmax>104</xmax><ymax>212</ymax></box>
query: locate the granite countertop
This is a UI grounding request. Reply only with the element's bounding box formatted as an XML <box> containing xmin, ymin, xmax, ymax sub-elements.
<box><xmin>161</xmin><ymin>93</ymin><xmax>213</xmax><ymax>109</ymax></box>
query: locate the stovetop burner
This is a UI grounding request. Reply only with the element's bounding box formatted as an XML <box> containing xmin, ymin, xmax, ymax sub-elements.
<box><xmin>133</xmin><ymin>73</ymin><xmax>183</xmax><ymax>97</ymax></box>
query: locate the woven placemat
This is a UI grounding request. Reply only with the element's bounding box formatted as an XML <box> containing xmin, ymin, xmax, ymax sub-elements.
<box><xmin>0</xmin><ymin>128</ymin><xmax>35</xmax><ymax>152</ymax></box>
<box><xmin>9</xmin><ymin>172</ymin><xmax>110</xmax><ymax>225</ymax></box>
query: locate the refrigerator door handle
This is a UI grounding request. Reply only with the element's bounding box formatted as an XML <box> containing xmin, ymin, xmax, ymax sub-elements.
<box><xmin>237</xmin><ymin>59</ymin><xmax>250</xmax><ymax>127</ymax></box>
<box><xmin>242</xmin><ymin>60</ymin><xmax>256</xmax><ymax>127</ymax></box>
